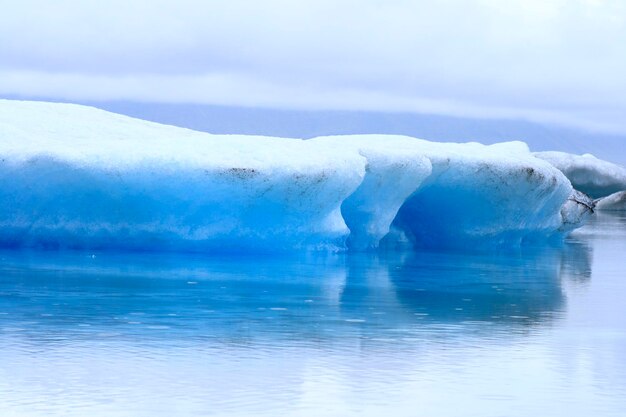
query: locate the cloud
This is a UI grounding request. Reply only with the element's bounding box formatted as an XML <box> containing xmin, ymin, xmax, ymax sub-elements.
<box><xmin>1</xmin><ymin>0</ymin><xmax>625</xmax><ymax>132</ymax></box>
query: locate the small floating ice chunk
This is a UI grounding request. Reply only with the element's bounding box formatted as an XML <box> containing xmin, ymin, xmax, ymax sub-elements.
<box><xmin>595</xmin><ymin>191</ymin><xmax>626</xmax><ymax>211</ymax></box>
<box><xmin>560</xmin><ymin>190</ymin><xmax>596</xmax><ymax>231</ymax></box>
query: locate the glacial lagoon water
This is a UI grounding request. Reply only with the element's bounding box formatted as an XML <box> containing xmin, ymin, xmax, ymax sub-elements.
<box><xmin>1</xmin><ymin>214</ymin><xmax>625</xmax><ymax>417</ymax></box>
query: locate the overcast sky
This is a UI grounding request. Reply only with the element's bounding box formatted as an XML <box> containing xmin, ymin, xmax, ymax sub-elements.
<box><xmin>1</xmin><ymin>0</ymin><xmax>625</xmax><ymax>132</ymax></box>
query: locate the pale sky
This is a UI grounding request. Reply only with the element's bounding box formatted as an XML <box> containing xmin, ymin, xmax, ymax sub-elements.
<box><xmin>1</xmin><ymin>0</ymin><xmax>625</xmax><ymax>132</ymax></box>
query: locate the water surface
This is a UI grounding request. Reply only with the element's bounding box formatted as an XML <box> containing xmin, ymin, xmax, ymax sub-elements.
<box><xmin>1</xmin><ymin>214</ymin><xmax>625</xmax><ymax>416</ymax></box>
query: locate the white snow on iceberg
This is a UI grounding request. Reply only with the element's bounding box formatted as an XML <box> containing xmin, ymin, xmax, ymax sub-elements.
<box><xmin>534</xmin><ymin>151</ymin><xmax>626</xmax><ymax>199</ymax></box>
<box><xmin>595</xmin><ymin>191</ymin><xmax>626</xmax><ymax>211</ymax></box>
<box><xmin>0</xmin><ymin>99</ymin><xmax>584</xmax><ymax>252</ymax></box>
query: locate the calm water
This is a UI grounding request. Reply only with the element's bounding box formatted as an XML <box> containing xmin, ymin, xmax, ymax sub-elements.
<box><xmin>1</xmin><ymin>214</ymin><xmax>625</xmax><ymax>417</ymax></box>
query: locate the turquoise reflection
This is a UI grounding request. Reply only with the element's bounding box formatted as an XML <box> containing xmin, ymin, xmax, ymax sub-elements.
<box><xmin>0</xmin><ymin>239</ymin><xmax>591</xmax><ymax>344</ymax></box>
<box><xmin>2</xmin><ymin>215</ymin><xmax>626</xmax><ymax>417</ymax></box>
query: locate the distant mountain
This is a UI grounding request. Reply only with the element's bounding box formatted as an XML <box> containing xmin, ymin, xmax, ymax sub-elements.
<box><xmin>5</xmin><ymin>97</ymin><xmax>625</xmax><ymax>165</ymax></box>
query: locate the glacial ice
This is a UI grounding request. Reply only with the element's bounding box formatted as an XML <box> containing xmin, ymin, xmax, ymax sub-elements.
<box><xmin>559</xmin><ymin>190</ymin><xmax>596</xmax><ymax>231</ymax></box>
<box><xmin>312</xmin><ymin>136</ymin><xmax>573</xmax><ymax>249</ymax></box>
<box><xmin>595</xmin><ymin>191</ymin><xmax>626</xmax><ymax>211</ymax></box>
<box><xmin>0</xmin><ymin>99</ymin><xmax>584</xmax><ymax>252</ymax></box>
<box><xmin>535</xmin><ymin>151</ymin><xmax>626</xmax><ymax>199</ymax></box>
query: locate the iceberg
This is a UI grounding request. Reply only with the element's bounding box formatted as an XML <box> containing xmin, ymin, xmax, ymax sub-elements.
<box><xmin>595</xmin><ymin>191</ymin><xmax>626</xmax><ymax>211</ymax></box>
<box><xmin>534</xmin><ymin>151</ymin><xmax>626</xmax><ymax>199</ymax></box>
<box><xmin>0</xmin><ymin>99</ymin><xmax>583</xmax><ymax>252</ymax></box>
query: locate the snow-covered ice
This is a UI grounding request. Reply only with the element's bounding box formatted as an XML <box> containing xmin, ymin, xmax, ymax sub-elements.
<box><xmin>535</xmin><ymin>151</ymin><xmax>626</xmax><ymax>199</ymax></box>
<box><xmin>595</xmin><ymin>191</ymin><xmax>626</xmax><ymax>211</ymax></box>
<box><xmin>0</xmin><ymin>100</ymin><xmax>365</xmax><ymax>251</ymax></box>
<box><xmin>0</xmin><ymin>99</ymin><xmax>586</xmax><ymax>252</ymax></box>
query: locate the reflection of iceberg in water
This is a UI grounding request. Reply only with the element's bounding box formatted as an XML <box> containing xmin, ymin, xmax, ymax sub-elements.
<box><xmin>0</xmin><ymin>237</ymin><xmax>593</xmax><ymax>344</ymax></box>
<box><xmin>559</xmin><ymin>239</ymin><xmax>593</xmax><ymax>284</ymax></box>
<box><xmin>340</xmin><ymin>242</ymin><xmax>592</xmax><ymax>330</ymax></box>
<box><xmin>1</xmin><ymin>216</ymin><xmax>623</xmax><ymax>417</ymax></box>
